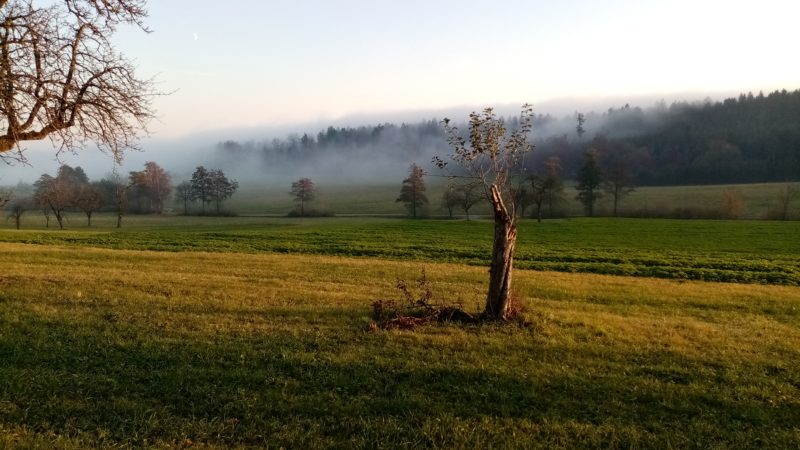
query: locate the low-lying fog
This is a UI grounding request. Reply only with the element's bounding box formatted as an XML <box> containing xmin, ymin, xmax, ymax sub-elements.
<box><xmin>0</xmin><ymin>90</ymin><xmax>738</xmax><ymax>188</ymax></box>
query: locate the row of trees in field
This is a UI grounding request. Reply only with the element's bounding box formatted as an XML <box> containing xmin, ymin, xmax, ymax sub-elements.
<box><xmin>3</xmin><ymin>163</ymin><xmax>238</xmax><ymax>229</ymax></box>
<box><xmin>395</xmin><ymin>150</ymin><xmax>799</xmax><ymax>221</ymax></box>
<box><xmin>175</xmin><ymin>167</ymin><xmax>239</xmax><ymax>216</ymax></box>
<box><xmin>395</xmin><ymin>148</ymin><xmax>634</xmax><ymax>220</ymax></box>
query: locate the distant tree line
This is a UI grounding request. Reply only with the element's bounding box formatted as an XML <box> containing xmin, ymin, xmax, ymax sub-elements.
<box><xmin>218</xmin><ymin>89</ymin><xmax>800</xmax><ymax>187</ymax></box>
<box><xmin>532</xmin><ymin>89</ymin><xmax>800</xmax><ymax>186</ymax></box>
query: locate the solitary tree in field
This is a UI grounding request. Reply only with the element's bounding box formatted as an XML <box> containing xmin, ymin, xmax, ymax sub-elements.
<box><xmin>290</xmin><ymin>177</ymin><xmax>316</xmax><ymax>216</ymax></box>
<box><xmin>437</xmin><ymin>105</ymin><xmax>534</xmax><ymax>320</ymax></box>
<box><xmin>0</xmin><ymin>0</ymin><xmax>156</xmax><ymax>162</ymax></box>
<box><xmin>576</xmin><ymin>149</ymin><xmax>603</xmax><ymax>216</ymax></box>
<box><xmin>396</xmin><ymin>163</ymin><xmax>428</xmax><ymax>218</ymax></box>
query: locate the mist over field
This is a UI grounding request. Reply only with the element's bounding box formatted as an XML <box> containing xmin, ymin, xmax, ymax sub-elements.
<box><xmin>0</xmin><ymin>90</ymin><xmax>746</xmax><ymax>187</ymax></box>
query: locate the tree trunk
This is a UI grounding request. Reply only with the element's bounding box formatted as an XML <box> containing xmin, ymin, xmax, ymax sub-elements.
<box><xmin>485</xmin><ymin>185</ymin><xmax>517</xmax><ymax>319</ymax></box>
<box><xmin>86</xmin><ymin>212</ymin><xmax>92</xmax><ymax>227</ymax></box>
<box><xmin>54</xmin><ymin>209</ymin><xmax>64</xmax><ymax>229</ymax></box>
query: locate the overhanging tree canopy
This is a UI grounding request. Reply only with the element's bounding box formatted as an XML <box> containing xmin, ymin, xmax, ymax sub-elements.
<box><xmin>0</xmin><ymin>0</ymin><xmax>155</xmax><ymax>162</ymax></box>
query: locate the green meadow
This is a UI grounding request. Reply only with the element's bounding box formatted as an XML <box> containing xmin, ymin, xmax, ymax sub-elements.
<box><xmin>1</xmin><ymin>212</ymin><xmax>799</xmax><ymax>448</ymax></box>
<box><xmin>223</xmin><ymin>181</ymin><xmax>799</xmax><ymax>219</ymax></box>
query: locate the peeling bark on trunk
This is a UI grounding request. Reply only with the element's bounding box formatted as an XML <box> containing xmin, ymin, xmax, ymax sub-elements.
<box><xmin>485</xmin><ymin>185</ymin><xmax>517</xmax><ymax>319</ymax></box>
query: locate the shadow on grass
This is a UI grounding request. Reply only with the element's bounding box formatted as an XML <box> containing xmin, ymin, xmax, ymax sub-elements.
<box><xmin>1</xmin><ymin>309</ymin><xmax>799</xmax><ymax>448</ymax></box>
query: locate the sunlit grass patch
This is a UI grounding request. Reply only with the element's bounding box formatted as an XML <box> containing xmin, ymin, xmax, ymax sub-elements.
<box><xmin>1</xmin><ymin>243</ymin><xmax>799</xmax><ymax>447</ymax></box>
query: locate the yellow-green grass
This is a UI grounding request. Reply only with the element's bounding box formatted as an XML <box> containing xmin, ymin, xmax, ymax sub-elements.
<box><xmin>1</xmin><ymin>243</ymin><xmax>799</xmax><ymax>448</ymax></box>
<box><xmin>2</xmin><ymin>216</ymin><xmax>798</xmax><ymax>285</ymax></box>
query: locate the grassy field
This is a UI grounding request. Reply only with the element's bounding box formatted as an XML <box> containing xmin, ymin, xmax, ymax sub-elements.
<box><xmin>1</xmin><ymin>215</ymin><xmax>799</xmax><ymax>285</ymax></box>
<box><xmin>0</xmin><ymin>243</ymin><xmax>799</xmax><ymax>448</ymax></box>
<box><xmin>221</xmin><ymin>180</ymin><xmax>799</xmax><ymax>219</ymax></box>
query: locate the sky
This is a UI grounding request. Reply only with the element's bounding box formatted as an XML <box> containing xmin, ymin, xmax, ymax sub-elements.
<box><xmin>3</xmin><ymin>0</ymin><xmax>800</xmax><ymax>181</ymax></box>
<box><xmin>116</xmin><ymin>0</ymin><xmax>800</xmax><ymax>138</ymax></box>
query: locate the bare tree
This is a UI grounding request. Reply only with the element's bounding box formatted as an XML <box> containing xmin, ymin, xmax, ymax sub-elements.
<box><xmin>34</xmin><ymin>174</ymin><xmax>68</xmax><ymax>228</ymax></box>
<box><xmin>510</xmin><ymin>180</ymin><xmax>531</xmax><ymax>218</ymax></box>
<box><xmin>776</xmin><ymin>183</ymin><xmax>800</xmax><ymax>220</ymax></box>
<box><xmin>174</xmin><ymin>181</ymin><xmax>191</xmax><ymax>215</ymax></box>
<box><xmin>0</xmin><ymin>0</ymin><xmax>156</xmax><ymax>162</ymax></box>
<box><xmin>290</xmin><ymin>177</ymin><xmax>316</xmax><ymax>217</ymax></box>
<box><xmin>437</xmin><ymin>105</ymin><xmax>534</xmax><ymax>320</ymax></box>
<box><xmin>457</xmin><ymin>182</ymin><xmax>484</xmax><ymax>221</ymax></box>
<box><xmin>74</xmin><ymin>182</ymin><xmax>103</xmax><ymax>226</ymax></box>
<box><xmin>6</xmin><ymin>195</ymin><xmax>30</xmax><ymax>228</ymax></box>
<box><xmin>441</xmin><ymin>184</ymin><xmax>460</xmax><ymax>218</ymax></box>
<box><xmin>603</xmin><ymin>167</ymin><xmax>635</xmax><ymax>217</ymax></box>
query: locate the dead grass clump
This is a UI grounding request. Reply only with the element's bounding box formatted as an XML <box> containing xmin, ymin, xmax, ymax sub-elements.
<box><xmin>369</xmin><ymin>269</ymin><xmax>475</xmax><ymax>331</ymax></box>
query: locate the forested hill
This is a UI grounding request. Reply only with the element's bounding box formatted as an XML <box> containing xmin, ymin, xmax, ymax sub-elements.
<box><xmin>216</xmin><ymin>89</ymin><xmax>800</xmax><ymax>185</ymax></box>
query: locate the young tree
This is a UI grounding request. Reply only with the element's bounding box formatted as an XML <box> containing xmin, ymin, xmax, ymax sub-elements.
<box><xmin>441</xmin><ymin>184</ymin><xmax>460</xmax><ymax>218</ymax></box>
<box><xmin>290</xmin><ymin>177</ymin><xmax>316</xmax><ymax>217</ymax></box>
<box><xmin>396</xmin><ymin>163</ymin><xmax>428</xmax><ymax>218</ymax></box>
<box><xmin>129</xmin><ymin>161</ymin><xmax>172</xmax><ymax>213</ymax></box>
<box><xmin>528</xmin><ymin>174</ymin><xmax>548</xmax><ymax>223</ymax></box>
<box><xmin>174</xmin><ymin>181</ymin><xmax>192</xmax><ymax>215</ymax></box>
<box><xmin>0</xmin><ymin>0</ymin><xmax>156</xmax><ymax>162</ymax></box>
<box><xmin>576</xmin><ymin>149</ymin><xmax>603</xmax><ymax>217</ymax></box>
<box><xmin>207</xmin><ymin>169</ymin><xmax>238</xmax><ymax>214</ymax></box>
<box><xmin>437</xmin><ymin>105</ymin><xmax>534</xmax><ymax>320</ymax></box>
<box><xmin>457</xmin><ymin>182</ymin><xmax>484</xmax><ymax>221</ymax></box>
<box><xmin>510</xmin><ymin>181</ymin><xmax>532</xmax><ymax>218</ymax></box>
<box><xmin>74</xmin><ymin>183</ymin><xmax>104</xmax><ymax>226</ymax></box>
<box><xmin>441</xmin><ymin>182</ymin><xmax>483</xmax><ymax>220</ymax></box>
<box><xmin>603</xmin><ymin>166</ymin><xmax>635</xmax><ymax>217</ymax></box>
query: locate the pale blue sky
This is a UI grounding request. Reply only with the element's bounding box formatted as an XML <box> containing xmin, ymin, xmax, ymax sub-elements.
<box><xmin>111</xmin><ymin>0</ymin><xmax>800</xmax><ymax>137</ymax></box>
